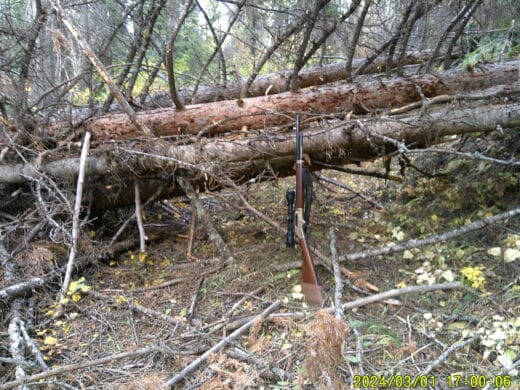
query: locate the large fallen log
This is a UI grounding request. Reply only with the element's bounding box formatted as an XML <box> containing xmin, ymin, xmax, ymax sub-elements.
<box><xmin>80</xmin><ymin>62</ymin><xmax>519</xmax><ymax>141</ymax></box>
<box><xmin>48</xmin><ymin>49</ymin><xmax>456</xmax><ymax>129</ymax></box>
<box><xmin>3</xmin><ymin>98</ymin><xmax>520</xmax><ymax>211</ymax></box>
<box><xmin>146</xmin><ymin>49</ymin><xmax>455</xmax><ymax>106</ymax></box>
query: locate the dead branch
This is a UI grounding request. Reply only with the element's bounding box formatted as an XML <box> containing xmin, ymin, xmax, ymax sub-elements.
<box><xmin>186</xmin><ymin>206</ymin><xmax>197</xmax><ymax>258</ymax></box>
<box><xmin>329</xmin><ymin>228</ymin><xmax>343</xmax><ymax>319</ymax></box>
<box><xmin>165</xmin><ymin>300</ymin><xmax>281</xmax><ymax>387</ymax></box>
<box><xmin>47</xmin><ymin>0</ymin><xmax>153</xmax><ymax>137</ymax></box>
<box><xmin>108</xmin><ymin>185</ymin><xmax>164</xmax><ymax>247</ymax></box>
<box><xmin>16</xmin><ymin>318</ymin><xmax>49</xmax><ymax>371</ymax></box>
<box><xmin>225</xmin><ymin>287</ymin><xmax>265</xmax><ymax>319</ymax></box>
<box><xmin>88</xmin><ymin>290</ymin><xmax>187</xmax><ymax>329</ymax></box>
<box><xmin>177</xmin><ymin>177</ymin><xmax>235</xmax><ymax>264</ymax></box>
<box><xmin>11</xmin><ymin>220</ymin><xmax>47</xmax><ymax>257</ymax></box>
<box><xmin>7</xmin><ymin>301</ymin><xmax>27</xmax><ymax>386</ymax></box>
<box><xmin>422</xmin><ymin>335</ymin><xmax>479</xmax><ymax>375</ymax></box>
<box><xmin>126</xmin><ymin>266</ymin><xmax>221</xmax><ymax>293</ymax></box>
<box><xmin>0</xmin><ymin>251</ymin><xmax>98</xmax><ymax>301</ymax></box>
<box><xmin>134</xmin><ymin>181</ymin><xmax>147</xmax><ymax>253</ymax></box>
<box><xmin>225</xmin><ymin>282</ymin><xmax>462</xmax><ymax>330</ymax></box>
<box><xmin>1</xmin><ymin>234</ymin><xmax>30</xmax><ymax>385</ymax></box>
<box><xmin>388</xmin><ymin>87</ymin><xmax>520</xmax><ymax>116</ymax></box>
<box><xmin>0</xmin><ymin>345</ymin><xmax>167</xmax><ymax>390</ymax></box>
<box><xmin>0</xmin><ymin>278</ymin><xmax>45</xmax><ymax>301</ymax></box>
<box><xmin>313</xmin><ymin>161</ymin><xmax>403</xmax><ymax>182</ymax></box>
<box><xmin>186</xmin><ymin>278</ymin><xmax>204</xmax><ymax>321</ymax></box>
<box><xmin>404</xmin><ymin>147</ymin><xmax>520</xmax><ymax>167</ymax></box>
<box><xmin>225</xmin><ymin>346</ymin><xmax>293</xmax><ymax>382</ymax></box>
<box><xmin>338</xmin><ymin>207</ymin><xmax>520</xmax><ymax>262</ymax></box>
<box><xmin>55</xmin><ymin>131</ymin><xmax>91</xmax><ymax>318</ymax></box>
<box><xmin>315</xmin><ymin>173</ymin><xmax>384</xmax><ymax>209</ymax></box>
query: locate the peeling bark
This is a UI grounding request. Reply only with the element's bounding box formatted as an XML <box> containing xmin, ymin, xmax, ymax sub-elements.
<box><xmin>80</xmin><ymin>62</ymin><xmax>519</xmax><ymax>141</ymax></box>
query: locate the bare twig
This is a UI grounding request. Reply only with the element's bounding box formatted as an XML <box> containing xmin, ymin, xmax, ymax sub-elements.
<box><xmin>225</xmin><ymin>282</ymin><xmax>462</xmax><ymax>330</ymax></box>
<box><xmin>0</xmin><ymin>346</ymin><xmax>166</xmax><ymax>390</ymax></box>
<box><xmin>388</xmin><ymin>87</ymin><xmax>520</xmax><ymax>116</ymax></box>
<box><xmin>177</xmin><ymin>177</ymin><xmax>235</xmax><ymax>264</ymax></box>
<box><xmin>134</xmin><ymin>181</ymin><xmax>147</xmax><ymax>253</ymax></box>
<box><xmin>126</xmin><ymin>266</ymin><xmax>221</xmax><ymax>293</ymax></box>
<box><xmin>330</xmin><ymin>228</ymin><xmax>343</xmax><ymax>319</ymax></box>
<box><xmin>11</xmin><ymin>219</ymin><xmax>47</xmax><ymax>256</ymax></box>
<box><xmin>56</xmin><ymin>131</ymin><xmax>91</xmax><ymax>317</ymax></box>
<box><xmin>0</xmin><ymin>277</ymin><xmax>45</xmax><ymax>300</ymax></box>
<box><xmin>339</xmin><ymin>207</ymin><xmax>520</xmax><ymax>262</ymax></box>
<box><xmin>404</xmin><ymin>147</ymin><xmax>520</xmax><ymax>167</ymax></box>
<box><xmin>108</xmin><ymin>186</ymin><xmax>163</xmax><ymax>247</ymax></box>
<box><xmin>187</xmin><ymin>278</ymin><xmax>204</xmax><ymax>321</ymax></box>
<box><xmin>165</xmin><ymin>300</ymin><xmax>281</xmax><ymax>387</ymax></box>
<box><xmin>16</xmin><ymin>318</ymin><xmax>49</xmax><ymax>370</ymax></box>
<box><xmin>348</xmin><ymin>321</ymin><xmax>364</xmax><ymax>374</ymax></box>
<box><xmin>1</xmin><ymin>236</ymin><xmax>29</xmax><ymax>388</ymax></box>
<box><xmin>312</xmin><ymin>161</ymin><xmax>403</xmax><ymax>182</ymax></box>
<box><xmin>47</xmin><ymin>0</ymin><xmax>153</xmax><ymax>136</ymax></box>
<box><xmin>186</xmin><ymin>205</ymin><xmax>197</xmax><ymax>258</ymax></box>
<box><xmin>88</xmin><ymin>290</ymin><xmax>186</xmax><ymax>329</ymax></box>
<box><xmin>7</xmin><ymin>301</ymin><xmax>28</xmax><ymax>389</ymax></box>
<box><xmin>226</xmin><ymin>346</ymin><xmax>293</xmax><ymax>382</ymax></box>
<box><xmin>422</xmin><ymin>335</ymin><xmax>479</xmax><ymax>375</ymax></box>
<box><xmin>316</xmin><ymin>173</ymin><xmax>384</xmax><ymax>209</ymax></box>
<box><xmin>225</xmin><ymin>286</ymin><xmax>265</xmax><ymax>319</ymax></box>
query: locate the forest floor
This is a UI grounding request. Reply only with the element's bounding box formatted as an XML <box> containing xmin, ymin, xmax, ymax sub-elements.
<box><xmin>1</xmin><ymin>130</ymin><xmax>519</xmax><ymax>389</ymax></box>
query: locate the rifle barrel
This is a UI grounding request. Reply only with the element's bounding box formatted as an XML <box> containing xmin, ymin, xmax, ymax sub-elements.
<box><xmin>293</xmin><ymin>114</ymin><xmax>323</xmax><ymax>305</ymax></box>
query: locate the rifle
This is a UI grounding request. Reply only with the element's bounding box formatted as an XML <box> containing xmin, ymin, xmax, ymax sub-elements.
<box><xmin>286</xmin><ymin>114</ymin><xmax>323</xmax><ymax>304</ymax></box>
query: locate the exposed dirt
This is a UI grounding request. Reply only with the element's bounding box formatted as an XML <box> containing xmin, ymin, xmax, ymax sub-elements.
<box><xmin>1</xmin><ymin>132</ymin><xmax>519</xmax><ymax>389</ymax></box>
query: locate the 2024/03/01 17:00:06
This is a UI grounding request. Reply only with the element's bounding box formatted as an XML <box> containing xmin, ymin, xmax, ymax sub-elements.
<box><xmin>352</xmin><ymin>374</ymin><xmax>513</xmax><ymax>388</ymax></box>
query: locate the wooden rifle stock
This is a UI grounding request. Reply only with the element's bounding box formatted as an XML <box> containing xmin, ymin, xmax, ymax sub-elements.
<box><xmin>293</xmin><ymin>115</ymin><xmax>323</xmax><ymax>305</ymax></box>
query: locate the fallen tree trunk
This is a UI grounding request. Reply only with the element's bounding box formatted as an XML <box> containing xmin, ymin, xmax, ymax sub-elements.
<box><xmin>80</xmin><ymin>62</ymin><xmax>519</xmax><ymax>141</ymax></box>
<box><xmin>146</xmin><ymin>49</ymin><xmax>455</xmax><ymax>106</ymax></box>
<box><xmin>48</xmin><ymin>49</ymin><xmax>457</xmax><ymax>129</ymax></box>
<box><xmin>3</xmin><ymin>100</ymin><xmax>520</xmax><ymax>211</ymax></box>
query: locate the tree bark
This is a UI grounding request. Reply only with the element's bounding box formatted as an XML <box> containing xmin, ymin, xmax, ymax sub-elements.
<box><xmin>3</xmin><ymin>100</ymin><xmax>520</xmax><ymax>211</ymax></box>
<box><xmin>80</xmin><ymin>61</ymin><xmax>518</xmax><ymax>141</ymax></box>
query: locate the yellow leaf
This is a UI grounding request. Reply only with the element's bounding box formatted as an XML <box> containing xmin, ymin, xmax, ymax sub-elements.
<box><xmin>43</xmin><ymin>336</ymin><xmax>57</xmax><ymax>345</ymax></box>
<box><xmin>138</xmin><ymin>252</ymin><xmax>148</xmax><ymax>263</ymax></box>
<box><xmin>71</xmin><ymin>293</ymin><xmax>82</xmax><ymax>302</ymax></box>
